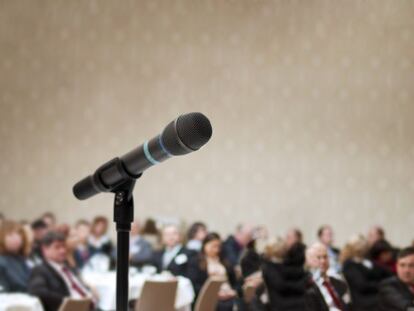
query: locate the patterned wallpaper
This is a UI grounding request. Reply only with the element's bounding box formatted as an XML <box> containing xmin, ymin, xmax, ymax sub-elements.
<box><xmin>0</xmin><ymin>0</ymin><xmax>413</xmax><ymax>246</ymax></box>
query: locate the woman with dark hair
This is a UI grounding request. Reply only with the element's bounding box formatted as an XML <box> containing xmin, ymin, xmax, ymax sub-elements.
<box><xmin>88</xmin><ymin>216</ymin><xmax>113</xmax><ymax>257</ymax></box>
<box><xmin>0</xmin><ymin>220</ymin><xmax>31</xmax><ymax>292</ymax></box>
<box><xmin>187</xmin><ymin>232</ymin><xmax>239</xmax><ymax>311</ymax></box>
<box><xmin>186</xmin><ymin>222</ymin><xmax>207</xmax><ymax>252</ymax></box>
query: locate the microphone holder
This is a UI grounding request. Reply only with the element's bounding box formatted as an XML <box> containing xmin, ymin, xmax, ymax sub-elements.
<box><xmin>111</xmin><ymin>165</ymin><xmax>142</xmax><ymax>311</ymax></box>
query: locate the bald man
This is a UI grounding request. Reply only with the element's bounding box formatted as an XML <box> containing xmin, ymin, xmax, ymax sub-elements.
<box><xmin>305</xmin><ymin>243</ymin><xmax>351</xmax><ymax>311</ymax></box>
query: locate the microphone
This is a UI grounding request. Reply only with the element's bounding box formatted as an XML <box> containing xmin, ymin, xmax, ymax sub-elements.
<box><xmin>73</xmin><ymin>112</ymin><xmax>212</xmax><ymax>200</ymax></box>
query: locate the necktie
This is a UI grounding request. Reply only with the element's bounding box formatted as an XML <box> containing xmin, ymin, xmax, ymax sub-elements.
<box><xmin>62</xmin><ymin>266</ymin><xmax>87</xmax><ymax>298</ymax></box>
<box><xmin>323</xmin><ymin>280</ymin><xmax>343</xmax><ymax>310</ymax></box>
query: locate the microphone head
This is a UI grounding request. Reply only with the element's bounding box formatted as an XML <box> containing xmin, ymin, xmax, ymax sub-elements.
<box><xmin>162</xmin><ymin>112</ymin><xmax>212</xmax><ymax>155</ymax></box>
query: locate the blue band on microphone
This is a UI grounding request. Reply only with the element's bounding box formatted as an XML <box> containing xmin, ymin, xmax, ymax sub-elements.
<box><xmin>143</xmin><ymin>141</ymin><xmax>160</xmax><ymax>165</ymax></box>
<box><xmin>158</xmin><ymin>135</ymin><xmax>173</xmax><ymax>157</ymax></box>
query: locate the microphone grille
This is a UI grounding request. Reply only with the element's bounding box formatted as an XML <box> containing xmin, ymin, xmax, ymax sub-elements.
<box><xmin>176</xmin><ymin>112</ymin><xmax>212</xmax><ymax>151</ymax></box>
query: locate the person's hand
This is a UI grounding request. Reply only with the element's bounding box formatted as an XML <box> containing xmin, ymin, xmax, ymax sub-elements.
<box><xmin>218</xmin><ymin>288</ymin><xmax>236</xmax><ymax>300</ymax></box>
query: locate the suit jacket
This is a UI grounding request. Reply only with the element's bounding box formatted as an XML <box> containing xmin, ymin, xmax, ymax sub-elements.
<box><xmin>152</xmin><ymin>246</ymin><xmax>194</xmax><ymax>277</ymax></box>
<box><xmin>378</xmin><ymin>276</ymin><xmax>414</xmax><ymax>311</ymax></box>
<box><xmin>222</xmin><ymin>235</ymin><xmax>244</xmax><ymax>268</ymax></box>
<box><xmin>0</xmin><ymin>255</ymin><xmax>30</xmax><ymax>293</ymax></box>
<box><xmin>343</xmin><ymin>259</ymin><xmax>392</xmax><ymax>311</ymax></box>
<box><xmin>305</xmin><ymin>276</ymin><xmax>351</xmax><ymax>311</ymax></box>
<box><xmin>28</xmin><ymin>262</ymin><xmax>78</xmax><ymax>311</ymax></box>
<box><xmin>262</xmin><ymin>259</ymin><xmax>309</xmax><ymax>311</ymax></box>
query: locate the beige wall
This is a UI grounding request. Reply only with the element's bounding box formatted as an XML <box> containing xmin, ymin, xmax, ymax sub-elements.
<box><xmin>0</xmin><ymin>0</ymin><xmax>413</xmax><ymax>246</ymax></box>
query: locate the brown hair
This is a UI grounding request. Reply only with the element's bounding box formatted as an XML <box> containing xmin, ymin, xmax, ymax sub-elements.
<box><xmin>0</xmin><ymin>220</ymin><xmax>30</xmax><ymax>256</ymax></box>
<box><xmin>91</xmin><ymin>216</ymin><xmax>108</xmax><ymax>235</ymax></box>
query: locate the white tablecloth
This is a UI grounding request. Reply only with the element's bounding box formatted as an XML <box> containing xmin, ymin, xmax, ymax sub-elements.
<box><xmin>0</xmin><ymin>294</ymin><xmax>44</xmax><ymax>311</ymax></box>
<box><xmin>82</xmin><ymin>271</ymin><xmax>195</xmax><ymax>311</ymax></box>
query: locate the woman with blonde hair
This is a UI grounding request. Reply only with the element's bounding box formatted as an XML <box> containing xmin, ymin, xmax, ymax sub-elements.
<box><xmin>0</xmin><ymin>220</ymin><xmax>31</xmax><ymax>292</ymax></box>
<box><xmin>341</xmin><ymin>234</ymin><xmax>392</xmax><ymax>311</ymax></box>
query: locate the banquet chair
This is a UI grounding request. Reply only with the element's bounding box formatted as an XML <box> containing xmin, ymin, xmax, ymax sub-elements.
<box><xmin>134</xmin><ymin>280</ymin><xmax>178</xmax><ymax>311</ymax></box>
<box><xmin>58</xmin><ymin>298</ymin><xmax>92</xmax><ymax>311</ymax></box>
<box><xmin>194</xmin><ymin>277</ymin><xmax>225</xmax><ymax>311</ymax></box>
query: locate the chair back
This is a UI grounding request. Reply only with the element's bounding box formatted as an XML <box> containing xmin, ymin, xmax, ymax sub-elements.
<box><xmin>135</xmin><ymin>280</ymin><xmax>178</xmax><ymax>311</ymax></box>
<box><xmin>58</xmin><ymin>298</ymin><xmax>92</xmax><ymax>311</ymax></box>
<box><xmin>243</xmin><ymin>284</ymin><xmax>257</xmax><ymax>303</ymax></box>
<box><xmin>194</xmin><ymin>277</ymin><xmax>225</xmax><ymax>311</ymax></box>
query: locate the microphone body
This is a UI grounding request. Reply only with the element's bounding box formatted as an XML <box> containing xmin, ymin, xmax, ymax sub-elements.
<box><xmin>73</xmin><ymin>112</ymin><xmax>212</xmax><ymax>200</ymax></box>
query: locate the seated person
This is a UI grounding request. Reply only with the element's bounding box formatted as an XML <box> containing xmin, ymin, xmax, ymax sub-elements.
<box><xmin>262</xmin><ymin>237</ymin><xmax>309</xmax><ymax>311</ymax></box>
<box><xmin>29</xmin><ymin>219</ymin><xmax>48</xmax><ymax>265</ymax></box>
<box><xmin>317</xmin><ymin>225</ymin><xmax>341</xmax><ymax>276</ymax></box>
<box><xmin>186</xmin><ymin>222</ymin><xmax>207</xmax><ymax>252</ymax></box>
<box><xmin>222</xmin><ymin>224</ymin><xmax>254</xmax><ymax>270</ymax></box>
<box><xmin>378</xmin><ymin>247</ymin><xmax>414</xmax><ymax>311</ymax></box>
<box><xmin>341</xmin><ymin>235</ymin><xmax>393</xmax><ymax>311</ymax></box>
<box><xmin>369</xmin><ymin>239</ymin><xmax>397</xmax><ymax>274</ymax></box>
<box><xmin>305</xmin><ymin>242</ymin><xmax>351</xmax><ymax>311</ymax></box>
<box><xmin>28</xmin><ymin>231</ymin><xmax>94</xmax><ymax>311</ymax></box>
<box><xmin>0</xmin><ymin>221</ymin><xmax>31</xmax><ymax>293</ymax></box>
<box><xmin>187</xmin><ymin>232</ymin><xmax>239</xmax><ymax>311</ymax></box>
<box><xmin>151</xmin><ymin>224</ymin><xmax>193</xmax><ymax>276</ymax></box>
<box><xmin>129</xmin><ymin>220</ymin><xmax>153</xmax><ymax>267</ymax></box>
<box><xmin>88</xmin><ymin>216</ymin><xmax>114</xmax><ymax>258</ymax></box>
<box><xmin>71</xmin><ymin>220</ymin><xmax>93</xmax><ymax>270</ymax></box>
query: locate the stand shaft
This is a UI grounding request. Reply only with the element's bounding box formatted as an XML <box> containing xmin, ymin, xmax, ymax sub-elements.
<box><xmin>116</xmin><ymin>230</ymin><xmax>130</xmax><ymax>311</ymax></box>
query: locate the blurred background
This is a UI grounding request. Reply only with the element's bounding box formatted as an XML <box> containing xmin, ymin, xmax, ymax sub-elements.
<box><xmin>1</xmin><ymin>0</ymin><xmax>413</xmax><ymax>247</ymax></box>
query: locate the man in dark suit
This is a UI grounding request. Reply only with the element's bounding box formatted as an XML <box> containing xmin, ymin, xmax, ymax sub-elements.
<box><xmin>222</xmin><ymin>224</ymin><xmax>254</xmax><ymax>268</ymax></box>
<box><xmin>305</xmin><ymin>243</ymin><xmax>351</xmax><ymax>311</ymax></box>
<box><xmin>28</xmin><ymin>231</ymin><xmax>93</xmax><ymax>311</ymax></box>
<box><xmin>151</xmin><ymin>224</ymin><xmax>193</xmax><ymax>277</ymax></box>
<box><xmin>378</xmin><ymin>247</ymin><xmax>414</xmax><ymax>311</ymax></box>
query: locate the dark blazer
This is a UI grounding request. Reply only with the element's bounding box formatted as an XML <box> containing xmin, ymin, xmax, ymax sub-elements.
<box><xmin>343</xmin><ymin>259</ymin><xmax>393</xmax><ymax>311</ymax></box>
<box><xmin>305</xmin><ymin>276</ymin><xmax>351</xmax><ymax>311</ymax></box>
<box><xmin>262</xmin><ymin>259</ymin><xmax>309</xmax><ymax>311</ymax></box>
<box><xmin>152</xmin><ymin>246</ymin><xmax>194</xmax><ymax>277</ymax></box>
<box><xmin>0</xmin><ymin>255</ymin><xmax>31</xmax><ymax>293</ymax></box>
<box><xmin>378</xmin><ymin>276</ymin><xmax>414</xmax><ymax>311</ymax></box>
<box><xmin>28</xmin><ymin>262</ymin><xmax>71</xmax><ymax>311</ymax></box>
<box><xmin>222</xmin><ymin>235</ymin><xmax>244</xmax><ymax>268</ymax></box>
<box><xmin>186</xmin><ymin>254</ymin><xmax>237</xmax><ymax>296</ymax></box>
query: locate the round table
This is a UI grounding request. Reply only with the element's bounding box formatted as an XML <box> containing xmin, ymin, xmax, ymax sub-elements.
<box><xmin>82</xmin><ymin>271</ymin><xmax>195</xmax><ymax>311</ymax></box>
<box><xmin>0</xmin><ymin>293</ymin><xmax>44</xmax><ymax>311</ymax></box>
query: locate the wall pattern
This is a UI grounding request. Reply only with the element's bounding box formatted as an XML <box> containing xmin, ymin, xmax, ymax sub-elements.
<box><xmin>0</xmin><ymin>0</ymin><xmax>413</xmax><ymax>246</ymax></box>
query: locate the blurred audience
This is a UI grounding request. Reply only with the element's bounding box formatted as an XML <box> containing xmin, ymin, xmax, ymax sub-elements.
<box><xmin>341</xmin><ymin>235</ymin><xmax>393</xmax><ymax>311</ymax></box>
<box><xmin>222</xmin><ymin>223</ymin><xmax>254</xmax><ymax>269</ymax></box>
<box><xmin>41</xmin><ymin>212</ymin><xmax>57</xmax><ymax>230</ymax></box>
<box><xmin>305</xmin><ymin>242</ymin><xmax>351</xmax><ymax>311</ymax></box>
<box><xmin>151</xmin><ymin>224</ymin><xmax>194</xmax><ymax>276</ymax></box>
<box><xmin>262</xmin><ymin>237</ymin><xmax>309</xmax><ymax>311</ymax></box>
<box><xmin>186</xmin><ymin>222</ymin><xmax>207</xmax><ymax>252</ymax></box>
<box><xmin>317</xmin><ymin>225</ymin><xmax>341</xmax><ymax>275</ymax></box>
<box><xmin>0</xmin><ymin>221</ymin><xmax>31</xmax><ymax>293</ymax></box>
<box><xmin>88</xmin><ymin>216</ymin><xmax>113</xmax><ymax>258</ymax></box>
<box><xmin>28</xmin><ymin>231</ymin><xmax>93</xmax><ymax>311</ymax></box>
<box><xmin>30</xmin><ymin>219</ymin><xmax>48</xmax><ymax>265</ymax></box>
<box><xmin>378</xmin><ymin>247</ymin><xmax>414</xmax><ymax>311</ymax></box>
<box><xmin>140</xmin><ymin>218</ymin><xmax>160</xmax><ymax>249</ymax></box>
<box><xmin>285</xmin><ymin>227</ymin><xmax>303</xmax><ymax>249</ymax></box>
<box><xmin>71</xmin><ymin>220</ymin><xmax>92</xmax><ymax>270</ymax></box>
<box><xmin>367</xmin><ymin>225</ymin><xmax>386</xmax><ymax>247</ymax></box>
<box><xmin>187</xmin><ymin>232</ymin><xmax>239</xmax><ymax>311</ymax></box>
<box><xmin>369</xmin><ymin>239</ymin><xmax>397</xmax><ymax>274</ymax></box>
<box><xmin>129</xmin><ymin>219</ymin><xmax>153</xmax><ymax>267</ymax></box>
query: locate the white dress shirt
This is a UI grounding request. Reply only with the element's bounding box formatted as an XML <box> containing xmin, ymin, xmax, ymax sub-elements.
<box><xmin>48</xmin><ymin>260</ymin><xmax>91</xmax><ymax>299</ymax></box>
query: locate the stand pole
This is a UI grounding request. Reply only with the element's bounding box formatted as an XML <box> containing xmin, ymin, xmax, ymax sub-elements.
<box><xmin>113</xmin><ymin>179</ymin><xmax>136</xmax><ymax>311</ymax></box>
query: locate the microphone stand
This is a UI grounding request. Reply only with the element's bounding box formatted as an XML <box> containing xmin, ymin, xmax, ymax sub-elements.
<box><xmin>112</xmin><ymin>171</ymin><xmax>141</xmax><ymax>311</ymax></box>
